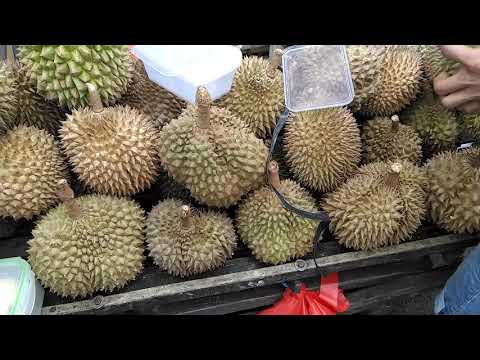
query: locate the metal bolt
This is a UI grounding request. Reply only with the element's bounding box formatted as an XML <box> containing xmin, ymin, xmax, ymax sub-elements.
<box><xmin>93</xmin><ymin>295</ymin><xmax>103</xmax><ymax>307</ymax></box>
<box><xmin>295</xmin><ymin>259</ymin><xmax>307</xmax><ymax>271</ymax></box>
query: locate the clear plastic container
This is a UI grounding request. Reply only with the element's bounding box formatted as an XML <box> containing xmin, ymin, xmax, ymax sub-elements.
<box><xmin>132</xmin><ymin>45</ymin><xmax>243</xmax><ymax>104</ymax></box>
<box><xmin>282</xmin><ymin>45</ymin><xmax>355</xmax><ymax>112</ymax></box>
<box><xmin>0</xmin><ymin>257</ymin><xmax>44</xmax><ymax>315</ymax></box>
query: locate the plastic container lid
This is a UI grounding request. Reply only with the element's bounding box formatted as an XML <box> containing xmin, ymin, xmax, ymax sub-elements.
<box><xmin>132</xmin><ymin>45</ymin><xmax>242</xmax><ymax>103</ymax></box>
<box><xmin>0</xmin><ymin>257</ymin><xmax>43</xmax><ymax>315</ymax></box>
<box><xmin>282</xmin><ymin>45</ymin><xmax>355</xmax><ymax>112</ymax></box>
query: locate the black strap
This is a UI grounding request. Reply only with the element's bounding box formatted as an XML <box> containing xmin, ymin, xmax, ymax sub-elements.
<box><xmin>267</xmin><ymin>110</ymin><xmax>331</xmax><ymax>269</ymax></box>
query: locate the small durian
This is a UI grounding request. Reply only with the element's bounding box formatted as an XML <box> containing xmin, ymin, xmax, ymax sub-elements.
<box><xmin>146</xmin><ymin>199</ymin><xmax>237</xmax><ymax>277</ymax></box>
<box><xmin>401</xmin><ymin>90</ymin><xmax>458</xmax><ymax>155</ymax></box>
<box><xmin>27</xmin><ymin>180</ymin><xmax>145</xmax><ymax>298</ymax></box>
<box><xmin>459</xmin><ymin>113</ymin><xmax>480</xmax><ymax>141</ymax></box>
<box><xmin>18</xmin><ymin>45</ymin><xmax>133</xmax><ymax>109</ymax></box>
<box><xmin>346</xmin><ymin>45</ymin><xmax>386</xmax><ymax>113</ymax></box>
<box><xmin>0</xmin><ymin>126</ymin><xmax>68</xmax><ymax>220</ymax></box>
<box><xmin>159</xmin><ymin>87</ymin><xmax>268</xmax><ymax>208</ymax></box>
<box><xmin>360</xmin><ymin>46</ymin><xmax>423</xmax><ymax>116</ymax></box>
<box><xmin>0</xmin><ymin>63</ymin><xmax>18</xmax><ymax>136</ymax></box>
<box><xmin>283</xmin><ymin>107</ymin><xmax>362</xmax><ymax>193</ymax></box>
<box><xmin>119</xmin><ymin>59</ymin><xmax>186</xmax><ymax>130</ymax></box>
<box><xmin>60</xmin><ymin>84</ymin><xmax>161</xmax><ymax>196</ymax></box>
<box><xmin>426</xmin><ymin>148</ymin><xmax>480</xmax><ymax>234</ymax></box>
<box><xmin>217</xmin><ymin>51</ymin><xmax>284</xmax><ymax>138</ymax></box>
<box><xmin>236</xmin><ymin>161</ymin><xmax>318</xmax><ymax>265</ymax></box>
<box><xmin>323</xmin><ymin>161</ymin><xmax>427</xmax><ymax>251</ymax></box>
<box><xmin>362</xmin><ymin>115</ymin><xmax>422</xmax><ymax>164</ymax></box>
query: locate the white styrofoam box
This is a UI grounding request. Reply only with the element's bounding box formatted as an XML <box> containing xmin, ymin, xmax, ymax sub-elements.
<box><xmin>132</xmin><ymin>45</ymin><xmax>243</xmax><ymax>104</ymax></box>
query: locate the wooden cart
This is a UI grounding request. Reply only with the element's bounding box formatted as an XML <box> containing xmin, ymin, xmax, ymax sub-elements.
<box><xmin>0</xmin><ymin>223</ymin><xmax>477</xmax><ymax>315</ymax></box>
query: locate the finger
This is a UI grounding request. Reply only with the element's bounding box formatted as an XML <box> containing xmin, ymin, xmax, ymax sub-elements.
<box><xmin>433</xmin><ymin>71</ymin><xmax>467</xmax><ymax>96</ymax></box>
<box><xmin>439</xmin><ymin>45</ymin><xmax>480</xmax><ymax>71</ymax></box>
<box><xmin>440</xmin><ymin>87</ymin><xmax>479</xmax><ymax>110</ymax></box>
<box><xmin>458</xmin><ymin>101</ymin><xmax>480</xmax><ymax>114</ymax></box>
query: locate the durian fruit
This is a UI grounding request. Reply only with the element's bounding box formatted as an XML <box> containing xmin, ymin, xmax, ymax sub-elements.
<box><xmin>360</xmin><ymin>46</ymin><xmax>423</xmax><ymax>116</ymax></box>
<box><xmin>459</xmin><ymin>113</ymin><xmax>480</xmax><ymax>141</ymax></box>
<box><xmin>0</xmin><ymin>63</ymin><xmax>18</xmax><ymax>136</ymax></box>
<box><xmin>401</xmin><ymin>90</ymin><xmax>458</xmax><ymax>155</ymax></box>
<box><xmin>0</xmin><ymin>126</ymin><xmax>68</xmax><ymax>220</ymax></box>
<box><xmin>426</xmin><ymin>148</ymin><xmax>480</xmax><ymax>234</ymax></box>
<box><xmin>146</xmin><ymin>198</ymin><xmax>237</xmax><ymax>277</ymax></box>
<box><xmin>11</xmin><ymin>62</ymin><xmax>65</xmax><ymax>134</ymax></box>
<box><xmin>217</xmin><ymin>51</ymin><xmax>284</xmax><ymax>138</ymax></box>
<box><xmin>417</xmin><ymin>45</ymin><xmax>480</xmax><ymax>82</ymax></box>
<box><xmin>283</xmin><ymin>107</ymin><xmax>362</xmax><ymax>193</ymax></box>
<box><xmin>159</xmin><ymin>87</ymin><xmax>268</xmax><ymax>208</ymax></box>
<box><xmin>119</xmin><ymin>59</ymin><xmax>186</xmax><ymax>130</ymax></box>
<box><xmin>27</xmin><ymin>180</ymin><xmax>145</xmax><ymax>298</ymax></box>
<box><xmin>346</xmin><ymin>45</ymin><xmax>386</xmax><ymax>113</ymax></box>
<box><xmin>236</xmin><ymin>161</ymin><xmax>318</xmax><ymax>265</ymax></box>
<box><xmin>18</xmin><ymin>45</ymin><xmax>133</xmax><ymax>109</ymax></box>
<box><xmin>362</xmin><ymin>115</ymin><xmax>422</xmax><ymax>164</ymax></box>
<box><xmin>323</xmin><ymin>161</ymin><xmax>427</xmax><ymax>251</ymax></box>
<box><xmin>60</xmin><ymin>84</ymin><xmax>161</xmax><ymax>196</ymax></box>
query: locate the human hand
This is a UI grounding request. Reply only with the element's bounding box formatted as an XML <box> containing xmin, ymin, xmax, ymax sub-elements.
<box><xmin>433</xmin><ymin>45</ymin><xmax>480</xmax><ymax>114</ymax></box>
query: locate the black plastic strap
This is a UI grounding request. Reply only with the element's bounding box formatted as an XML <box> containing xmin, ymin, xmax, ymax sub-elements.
<box><xmin>267</xmin><ymin>110</ymin><xmax>331</xmax><ymax>269</ymax></box>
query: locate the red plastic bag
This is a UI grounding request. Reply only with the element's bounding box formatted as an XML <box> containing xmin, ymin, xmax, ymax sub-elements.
<box><xmin>257</xmin><ymin>273</ymin><xmax>350</xmax><ymax>316</ymax></box>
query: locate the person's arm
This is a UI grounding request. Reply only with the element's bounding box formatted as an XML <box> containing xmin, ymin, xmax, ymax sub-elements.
<box><xmin>433</xmin><ymin>45</ymin><xmax>480</xmax><ymax>114</ymax></box>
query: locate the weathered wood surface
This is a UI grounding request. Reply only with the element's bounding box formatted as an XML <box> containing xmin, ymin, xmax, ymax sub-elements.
<box><xmin>135</xmin><ymin>252</ymin><xmax>464</xmax><ymax>315</ymax></box>
<box><xmin>41</xmin><ymin>233</ymin><xmax>478</xmax><ymax>315</ymax></box>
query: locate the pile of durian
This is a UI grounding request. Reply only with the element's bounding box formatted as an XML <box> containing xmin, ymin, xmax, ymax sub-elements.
<box><xmin>1</xmin><ymin>44</ymin><xmax>479</xmax><ymax>301</ymax></box>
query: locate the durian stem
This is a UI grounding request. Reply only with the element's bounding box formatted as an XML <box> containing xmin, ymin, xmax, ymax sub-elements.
<box><xmin>383</xmin><ymin>162</ymin><xmax>402</xmax><ymax>189</ymax></box>
<box><xmin>196</xmin><ymin>86</ymin><xmax>211</xmax><ymax>129</ymax></box>
<box><xmin>5</xmin><ymin>45</ymin><xmax>17</xmax><ymax>72</ymax></box>
<box><xmin>391</xmin><ymin>115</ymin><xmax>400</xmax><ymax>132</ymax></box>
<box><xmin>56</xmin><ymin>180</ymin><xmax>82</xmax><ymax>219</ymax></box>
<box><xmin>86</xmin><ymin>83</ymin><xmax>104</xmax><ymax>113</ymax></box>
<box><xmin>267</xmin><ymin>49</ymin><xmax>284</xmax><ymax>79</ymax></box>
<box><xmin>181</xmin><ymin>205</ymin><xmax>193</xmax><ymax>229</ymax></box>
<box><xmin>267</xmin><ymin>160</ymin><xmax>281</xmax><ymax>189</ymax></box>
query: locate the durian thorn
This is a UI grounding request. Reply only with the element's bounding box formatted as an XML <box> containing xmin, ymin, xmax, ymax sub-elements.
<box><xmin>196</xmin><ymin>86</ymin><xmax>211</xmax><ymax>129</ymax></box>
<box><xmin>180</xmin><ymin>205</ymin><xmax>193</xmax><ymax>228</ymax></box>
<box><xmin>86</xmin><ymin>83</ymin><xmax>105</xmax><ymax>113</ymax></box>
<box><xmin>468</xmin><ymin>155</ymin><xmax>480</xmax><ymax>169</ymax></box>
<box><xmin>391</xmin><ymin>115</ymin><xmax>400</xmax><ymax>132</ymax></box>
<box><xmin>267</xmin><ymin>160</ymin><xmax>281</xmax><ymax>189</ymax></box>
<box><xmin>56</xmin><ymin>179</ymin><xmax>82</xmax><ymax>218</ymax></box>
<box><xmin>267</xmin><ymin>49</ymin><xmax>284</xmax><ymax>79</ymax></box>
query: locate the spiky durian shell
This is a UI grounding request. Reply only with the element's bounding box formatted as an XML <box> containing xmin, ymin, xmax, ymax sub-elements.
<box><xmin>60</xmin><ymin>105</ymin><xmax>161</xmax><ymax>196</ymax></box>
<box><xmin>360</xmin><ymin>46</ymin><xmax>423</xmax><ymax>116</ymax></box>
<box><xmin>18</xmin><ymin>45</ymin><xmax>133</xmax><ymax>109</ymax></box>
<box><xmin>146</xmin><ymin>199</ymin><xmax>237</xmax><ymax>277</ymax></box>
<box><xmin>158</xmin><ymin>104</ymin><xmax>268</xmax><ymax>208</ymax></box>
<box><xmin>0</xmin><ymin>64</ymin><xmax>18</xmax><ymax>136</ymax></box>
<box><xmin>459</xmin><ymin>113</ymin><xmax>480</xmax><ymax>141</ymax></box>
<box><xmin>323</xmin><ymin>160</ymin><xmax>426</xmax><ymax>251</ymax></box>
<box><xmin>0</xmin><ymin>126</ymin><xmax>68</xmax><ymax>220</ymax></box>
<box><xmin>401</xmin><ymin>92</ymin><xmax>458</xmax><ymax>155</ymax></box>
<box><xmin>236</xmin><ymin>180</ymin><xmax>318</xmax><ymax>265</ymax></box>
<box><xmin>346</xmin><ymin>45</ymin><xmax>386</xmax><ymax>113</ymax></box>
<box><xmin>217</xmin><ymin>56</ymin><xmax>284</xmax><ymax>138</ymax></box>
<box><xmin>12</xmin><ymin>64</ymin><xmax>65</xmax><ymax>134</ymax></box>
<box><xmin>426</xmin><ymin>148</ymin><xmax>480</xmax><ymax>233</ymax></box>
<box><xmin>362</xmin><ymin>117</ymin><xmax>422</xmax><ymax>164</ymax></box>
<box><xmin>119</xmin><ymin>59</ymin><xmax>186</xmax><ymax>130</ymax></box>
<box><xmin>283</xmin><ymin>107</ymin><xmax>362</xmax><ymax>193</ymax></box>
<box><xmin>27</xmin><ymin>195</ymin><xmax>145</xmax><ymax>298</ymax></box>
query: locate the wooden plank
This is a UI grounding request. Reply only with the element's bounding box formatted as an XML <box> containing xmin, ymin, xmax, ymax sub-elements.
<box><xmin>143</xmin><ymin>253</ymin><xmax>463</xmax><ymax>315</ymax></box>
<box><xmin>42</xmin><ymin>233</ymin><xmax>478</xmax><ymax>315</ymax></box>
<box><xmin>344</xmin><ymin>268</ymin><xmax>453</xmax><ymax>314</ymax></box>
